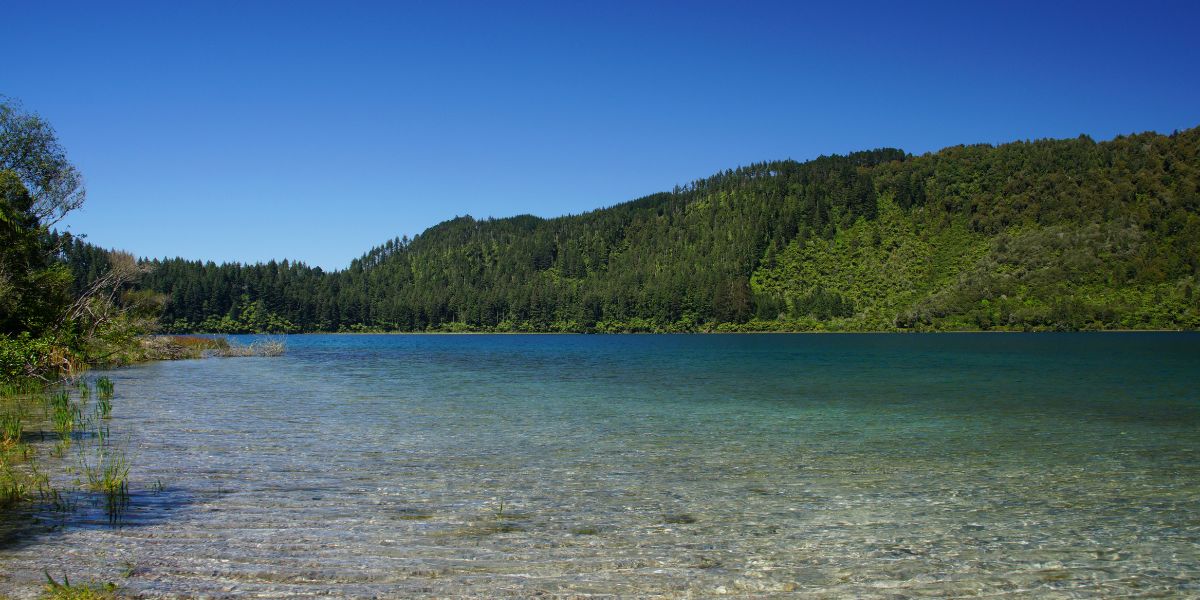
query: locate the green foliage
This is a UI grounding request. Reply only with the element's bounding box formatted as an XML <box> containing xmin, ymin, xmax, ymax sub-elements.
<box><xmin>124</xmin><ymin>127</ymin><xmax>1200</xmax><ymax>332</ymax></box>
<box><xmin>0</xmin><ymin>409</ymin><xmax>21</xmax><ymax>447</ymax></box>
<box><xmin>1</xmin><ymin>98</ymin><xmax>158</xmax><ymax>382</ymax></box>
<box><xmin>0</xmin><ymin>97</ymin><xmax>85</xmax><ymax>226</ymax></box>
<box><xmin>83</xmin><ymin>449</ymin><xmax>130</xmax><ymax>500</ymax></box>
<box><xmin>751</xmin><ymin>196</ymin><xmax>992</xmax><ymax>329</ymax></box>
<box><xmin>2</xmin><ymin>374</ymin><xmax>140</xmax><ymax>529</ymax></box>
<box><xmin>0</xmin><ymin>333</ymin><xmax>78</xmax><ymax>381</ymax></box>
<box><xmin>901</xmin><ymin>224</ymin><xmax>1200</xmax><ymax>330</ymax></box>
<box><xmin>0</xmin><ymin>171</ymin><xmax>75</xmax><ymax>338</ymax></box>
<box><xmin>94</xmin><ymin>376</ymin><xmax>113</xmax><ymax>399</ymax></box>
<box><xmin>95</xmin><ymin>377</ymin><xmax>114</xmax><ymax>419</ymax></box>
<box><xmin>42</xmin><ymin>572</ymin><xmax>119</xmax><ymax>600</ymax></box>
<box><xmin>49</xmin><ymin>389</ymin><xmax>77</xmax><ymax>440</ymax></box>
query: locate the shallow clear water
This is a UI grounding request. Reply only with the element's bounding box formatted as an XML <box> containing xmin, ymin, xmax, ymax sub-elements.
<box><xmin>2</xmin><ymin>333</ymin><xmax>1199</xmax><ymax>598</ymax></box>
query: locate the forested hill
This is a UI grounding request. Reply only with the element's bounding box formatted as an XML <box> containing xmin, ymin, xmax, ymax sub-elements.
<box><xmin>129</xmin><ymin>127</ymin><xmax>1199</xmax><ymax>333</ymax></box>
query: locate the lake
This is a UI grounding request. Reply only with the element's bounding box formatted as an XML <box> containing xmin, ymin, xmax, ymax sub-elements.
<box><xmin>1</xmin><ymin>333</ymin><xmax>1198</xmax><ymax>597</ymax></box>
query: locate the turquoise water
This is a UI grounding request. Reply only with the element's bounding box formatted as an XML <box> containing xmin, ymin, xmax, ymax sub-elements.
<box><xmin>1</xmin><ymin>333</ymin><xmax>1198</xmax><ymax>597</ymax></box>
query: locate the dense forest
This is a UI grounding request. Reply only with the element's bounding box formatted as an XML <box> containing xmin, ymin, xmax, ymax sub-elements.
<box><xmin>79</xmin><ymin>127</ymin><xmax>1200</xmax><ymax>333</ymax></box>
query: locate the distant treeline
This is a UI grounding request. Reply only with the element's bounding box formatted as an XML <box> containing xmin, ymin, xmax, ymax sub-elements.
<box><xmin>78</xmin><ymin>128</ymin><xmax>1200</xmax><ymax>332</ymax></box>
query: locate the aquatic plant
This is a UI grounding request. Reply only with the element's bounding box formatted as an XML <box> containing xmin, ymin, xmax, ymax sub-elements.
<box><xmin>82</xmin><ymin>448</ymin><xmax>131</xmax><ymax>521</ymax></box>
<box><xmin>0</xmin><ymin>462</ymin><xmax>28</xmax><ymax>507</ymax></box>
<box><xmin>1</xmin><ymin>409</ymin><xmax>22</xmax><ymax>447</ymax></box>
<box><xmin>29</xmin><ymin>462</ymin><xmax>51</xmax><ymax>496</ymax></box>
<box><xmin>216</xmin><ymin>344</ymin><xmax>256</xmax><ymax>357</ymax></box>
<box><xmin>0</xmin><ymin>376</ymin><xmax>131</xmax><ymax>523</ymax></box>
<box><xmin>43</xmin><ymin>571</ymin><xmax>119</xmax><ymax>599</ymax></box>
<box><xmin>137</xmin><ymin>335</ymin><xmax>230</xmax><ymax>360</ymax></box>
<box><xmin>441</xmin><ymin>520</ymin><xmax>525</xmax><ymax>538</ymax></box>
<box><xmin>83</xmin><ymin>450</ymin><xmax>130</xmax><ymax>500</ymax></box>
<box><xmin>44</xmin><ymin>486</ymin><xmax>77</xmax><ymax>513</ymax></box>
<box><xmin>218</xmin><ymin>337</ymin><xmax>287</xmax><ymax>357</ymax></box>
<box><xmin>47</xmin><ymin>388</ymin><xmax>70</xmax><ymax>409</ymax></box>
<box><xmin>0</xmin><ymin>379</ymin><xmax>41</xmax><ymax>398</ymax></box>
<box><xmin>139</xmin><ymin>334</ymin><xmax>288</xmax><ymax>358</ymax></box>
<box><xmin>663</xmin><ymin>513</ymin><xmax>697</xmax><ymax>524</ymax></box>
<box><xmin>393</xmin><ymin>506</ymin><xmax>432</xmax><ymax>520</ymax></box>
<box><xmin>96</xmin><ymin>394</ymin><xmax>112</xmax><ymax>420</ymax></box>
<box><xmin>94</xmin><ymin>377</ymin><xmax>114</xmax><ymax>400</ymax></box>
<box><xmin>51</xmin><ymin>396</ymin><xmax>79</xmax><ymax>441</ymax></box>
<box><xmin>251</xmin><ymin>338</ymin><xmax>287</xmax><ymax>356</ymax></box>
<box><xmin>434</xmin><ymin>500</ymin><xmax>531</xmax><ymax>538</ymax></box>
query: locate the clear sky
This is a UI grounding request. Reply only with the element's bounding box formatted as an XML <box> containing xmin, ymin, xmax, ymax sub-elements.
<box><xmin>3</xmin><ymin>1</ymin><xmax>1198</xmax><ymax>270</ymax></box>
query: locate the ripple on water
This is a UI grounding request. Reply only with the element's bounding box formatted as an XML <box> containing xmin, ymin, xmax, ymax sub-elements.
<box><xmin>1</xmin><ymin>333</ymin><xmax>1198</xmax><ymax>598</ymax></box>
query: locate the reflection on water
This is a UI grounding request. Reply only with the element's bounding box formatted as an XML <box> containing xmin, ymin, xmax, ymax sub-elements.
<box><xmin>1</xmin><ymin>333</ymin><xmax>1198</xmax><ymax>598</ymax></box>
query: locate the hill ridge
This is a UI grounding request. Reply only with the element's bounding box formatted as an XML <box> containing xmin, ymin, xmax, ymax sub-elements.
<box><xmin>92</xmin><ymin>126</ymin><xmax>1198</xmax><ymax>332</ymax></box>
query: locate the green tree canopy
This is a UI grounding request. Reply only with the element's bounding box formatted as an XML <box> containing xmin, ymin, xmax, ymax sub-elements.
<box><xmin>0</xmin><ymin>97</ymin><xmax>85</xmax><ymax>226</ymax></box>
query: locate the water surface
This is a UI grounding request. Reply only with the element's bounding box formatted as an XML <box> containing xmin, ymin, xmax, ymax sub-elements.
<box><xmin>1</xmin><ymin>333</ymin><xmax>1198</xmax><ymax>598</ymax></box>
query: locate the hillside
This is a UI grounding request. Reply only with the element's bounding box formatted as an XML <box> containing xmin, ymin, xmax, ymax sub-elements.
<box><xmin>131</xmin><ymin>128</ymin><xmax>1200</xmax><ymax>333</ymax></box>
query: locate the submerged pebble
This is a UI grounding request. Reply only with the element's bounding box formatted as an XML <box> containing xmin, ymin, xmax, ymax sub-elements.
<box><xmin>1</xmin><ymin>333</ymin><xmax>1197</xmax><ymax>598</ymax></box>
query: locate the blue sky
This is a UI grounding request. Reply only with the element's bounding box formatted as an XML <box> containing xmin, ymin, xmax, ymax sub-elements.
<box><xmin>3</xmin><ymin>1</ymin><xmax>1198</xmax><ymax>270</ymax></box>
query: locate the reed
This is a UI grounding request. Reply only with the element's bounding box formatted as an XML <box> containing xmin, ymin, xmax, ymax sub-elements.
<box><xmin>96</xmin><ymin>394</ymin><xmax>112</xmax><ymax>420</ymax></box>
<box><xmin>47</xmin><ymin>389</ymin><xmax>71</xmax><ymax>409</ymax></box>
<box><xmin>83</xmin><ymin>449</ymin><xmax>130</xmax><ymax>504</ymax></box>
<box><xmin>0</xmin><ymin>462</ymin><xmax>27</xmax><ymax>507</ymax></box>
<box><xmin>166</xmin><ymin>335</ymin><xmax>228</xmax><ymax>350</ymax></box>
<box><xmin>1</xmin><ymin>410</ymin><xmax>22</xmax><ymax>447</ymax></box>
<box><xmin>95</xmin><ymin>377</ymin><xmax>114</xmax><ymax>400</ymax></box>
<box><xmin>52</xmin><ymin>400</ymin><xmax>79</xmax><ymax>441</ymax></box>
<box><xmin>218</xmin><ymin>337</ymin><xmax>287</xmax><ymax>357</ymax></box>
<box><xmin>44</xmin><ymin>486</ymin><xmax>77</xmax><ymax>513</ymax></box>
<box><xmin>0</xmin><ymin>378</ymin><xmax>132</xmax><ymax>522</ymax></box>
<box><xmin>139</xmin><ymin>335</ymin><xmax>230</xmax><ymax>360</ymax></box>
<box><xmin>95</xmin><ymin>422</ymin><xmax>110</xmax><ymax>445</ymax></box>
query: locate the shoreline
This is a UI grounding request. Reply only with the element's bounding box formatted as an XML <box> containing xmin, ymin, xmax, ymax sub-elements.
<box><xmin>199</xmin><ymin>328</ymin><xmax>1195</xmax><ymax>336</ymax></box>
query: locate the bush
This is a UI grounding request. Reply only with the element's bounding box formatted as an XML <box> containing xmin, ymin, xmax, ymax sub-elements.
<box><xmin>0</xmin><ymin>333</ymin><xmax>78</xmax><ymax>381</ymax></box>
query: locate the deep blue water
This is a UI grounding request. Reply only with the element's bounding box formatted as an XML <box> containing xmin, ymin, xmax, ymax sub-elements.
<box><xmin>2</xmin><ymin>333</ymin><xmax>1198</xmax><ymax>598</ymax></box>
